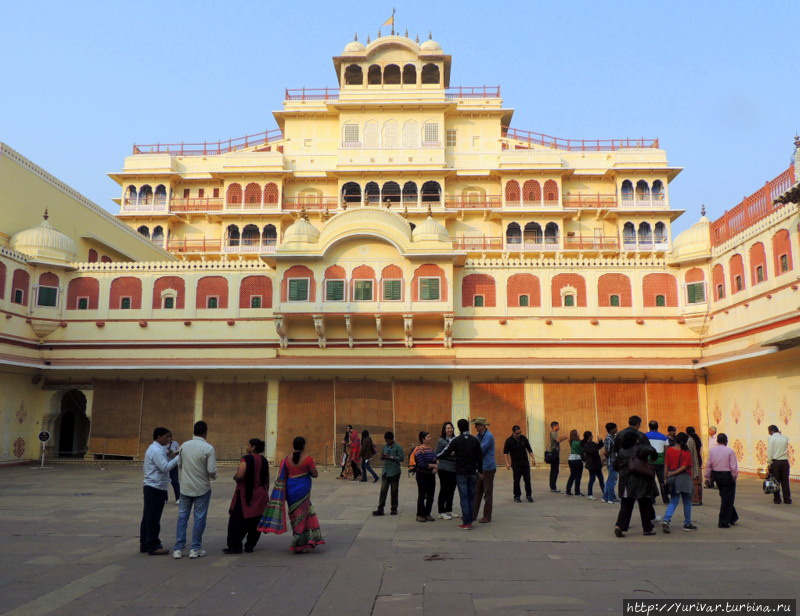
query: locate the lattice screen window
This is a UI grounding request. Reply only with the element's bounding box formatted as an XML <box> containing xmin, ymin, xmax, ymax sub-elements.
<box><xmin>343</xmin><ymin>122</ymin><xmax>359</xmax><ymax>145</ymax></box>
<box><xmin>423</xmin><ymin>122</ymin><xmax>439</xmax><ymax>146</ymax></box>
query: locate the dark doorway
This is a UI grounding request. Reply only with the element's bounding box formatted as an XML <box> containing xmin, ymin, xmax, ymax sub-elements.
<box><xmin>57</xmin><ymin>390</ymin><xmax>89</xmax><ymax>458</ymax></box>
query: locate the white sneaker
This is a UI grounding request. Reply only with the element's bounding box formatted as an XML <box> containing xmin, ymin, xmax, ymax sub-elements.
<box><xmin>442</xmin><ymin>512</ymin><xmax>453</xmax><ymax>520</ymax></box>
<box><xmin>437</xmin><ymin>513</ymin><xmax>445</xmax><ymax>519</ymax></box>
<box><xmin>172</xmin><ymin>550</ymin><xmax>182</xmax><ymax>559</ymax></box>
<box><xmin>587</xmin><ymin>496</ymin><xmax>597</xmax><ymax>501</ymax></box>
<box><xmin>652</xmin><ymin>516</ymin><xmax>662</xmax><ymax>523</ymax></box>
<box><xmin>189</xmin><ymin>549</ymin><xmax>206</xmax><ymax>559</ymax></box>
<box><xmin>175</xmin><ymin>499</ymin><xmax>180</xmax><ymax>505</ymax></box>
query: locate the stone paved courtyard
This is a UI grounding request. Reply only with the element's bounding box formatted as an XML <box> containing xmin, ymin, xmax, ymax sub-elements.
<box><xmin>0</xmin><ymin>463</ymin><xmax>797</xmax><ymax>616</ymax></box>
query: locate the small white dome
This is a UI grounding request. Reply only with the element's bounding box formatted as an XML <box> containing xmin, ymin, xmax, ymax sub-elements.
<box><xmin>420</xmin><ymin>39</ymin><xmax>442</xmax><ymax>51</ymax></box>
<box><xmin>412</xmin><ymin>215</ymin><xmax>450</xmax><ymax>243</ymax></box>
<box><xmin>10</xmin><ymin>214</ymin><xmax>76</xmax><ymax>265</ymax></box>
<box><xmin>282</xmin><ymin>217</ymin><xmax>320</xmax><ymax>245</ymax></box>
<box><xmin>344</xmin><ymin>40</ymin><xmax>365</xmax><ymax>53</ymax></box>
<box><xmin>670</xmin><ymin>214</ymin><xmax>711</xmax><ymax>263</ymax></box>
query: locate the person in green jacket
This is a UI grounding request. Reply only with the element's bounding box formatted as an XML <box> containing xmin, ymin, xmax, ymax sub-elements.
<box><xmin>372</xmin><ymin>431</ymin><xmax>405</xmax><ymax>516</ymax></box>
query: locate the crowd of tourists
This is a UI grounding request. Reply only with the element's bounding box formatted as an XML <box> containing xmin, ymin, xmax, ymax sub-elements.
<box><xmin>140</xmin><ymin>415</ymin><xmax>792</xmax><ymax>556</ymax></box>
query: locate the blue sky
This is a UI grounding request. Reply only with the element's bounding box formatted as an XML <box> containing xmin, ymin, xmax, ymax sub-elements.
<box><xmin>2</xmin><ymin>0</ymin><xmax>798</xmax><ymax>235</ymax></box>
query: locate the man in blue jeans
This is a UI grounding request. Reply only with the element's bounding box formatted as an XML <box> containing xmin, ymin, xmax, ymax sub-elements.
<box><xmin>173</xmin><ymin>421</ymin><xmax>217</xmax><ymax>559</ymax></box>
<box><xmin>437</xmin><ymin>418</ymin><xmax>482</xmax><ymax>530</ymax></box>
<box><xmin>602</xmin><ymin>422</ymin><xmax>618</xmax><ymax>504</ymax></box>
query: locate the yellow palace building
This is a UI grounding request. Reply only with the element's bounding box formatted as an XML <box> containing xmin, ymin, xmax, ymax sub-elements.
<box><xmin>1</xmin><ymin>33</ymin><xmax>798</xmax><ymax>474</ymax></box>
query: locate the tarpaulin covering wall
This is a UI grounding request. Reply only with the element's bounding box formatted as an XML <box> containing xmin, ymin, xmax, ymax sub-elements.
<box><xmin>203</xmin><ymin>382</ymin><xmax>268</xmax><ymax>461</ymax></box>
<box><xmin>469</xmin><ymin>381</ymin><xmax>526</xmax><ymax>465</ymax></box>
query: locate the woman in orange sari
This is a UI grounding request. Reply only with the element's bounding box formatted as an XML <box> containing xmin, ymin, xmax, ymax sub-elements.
<box><xmin>259</xmin><ymin>436</ymin><xmax>325</xmax><ymax>553</ymax></box>
<box><xmin>348</xmin><ymin>429</ymin><xmax>362</xmax><ymax>481</ymax></box>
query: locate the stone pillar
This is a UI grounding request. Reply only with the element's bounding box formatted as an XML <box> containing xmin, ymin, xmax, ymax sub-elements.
<box><xmin>265</xmin><ymin>379</ymin><xmax>280</xmax><ymax>463</ymax></box>
<box><xmin>194</xmin><ymin>380</ymin><xmax>204</xmax><ymax>422</ymax></box>
<box><xmin>525</xmin><ymin>377</ymin><xmax>546</xmax><ymax>456</ymax></box>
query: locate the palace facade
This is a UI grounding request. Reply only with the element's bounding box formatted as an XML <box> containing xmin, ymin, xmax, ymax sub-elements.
<box><xmin>1</xmin><ymin>34</ymin><xmax>797</xmax><ymax>475</ymax></box>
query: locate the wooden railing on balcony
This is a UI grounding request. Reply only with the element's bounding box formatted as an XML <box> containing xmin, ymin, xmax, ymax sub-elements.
<box><xmin>711</xmin><ymin>165</ymin><xmax>796</xmax><ymax>247</ymax></box>
<box><xmin>122</xmin><ymin>198</ymin><xmax>168</xmax><ymax>212</ymax></box>
<box><xmin>445</xmin><ymin>196</ymin><xmax>502</xmax><ymax>209</ymax></box>
<box><xmin>445</xmin><ymin>86</ymin><xmax>501</xmax><ymax>99</ymax></box>
<box><xmin>562</xmin><ymin>194</ymin><xmax>618</xmax><ymax>208</ymax></box>
<box><xmin>564</xmin><ymin>236</ymin><xmax>620</xmax><ymax>250</ymax></box>
<box><xmin>282</xmin><ymin>197</ymin><xmax>340</xmax><ymax>211</ymax></box>
<box><xmin>502</xmin><ymin>127</ymin><xmax>658</xmax><ymax>151</ymax></box>
<box><xmin>453</xmin><ymin>236</ymin><xmax>504</xmax><ymax>251</ymax></box>
<box><xmin>170</xmin><ymin>198</ymin><xmax>224</xmax><ymax>213</ymax></box>
<box><xmin>167</xmin><ymin>239</ymin><xmax>222</xmax><ymax>253</ymax></box>
<box><xmin>133</xmin><ymin>129</ymin><xmax>284</xmax><ymax>156</ymax></box>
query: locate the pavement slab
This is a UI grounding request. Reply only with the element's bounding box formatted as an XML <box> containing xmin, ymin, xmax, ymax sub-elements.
<box><xmin>0</xmin><ymin>465</ymin><xmax>796</xmax><ymax>616</ymax></box>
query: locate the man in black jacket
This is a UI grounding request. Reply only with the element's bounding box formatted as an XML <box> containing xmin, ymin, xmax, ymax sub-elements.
<box><xmin>437</xmin><ymin>418</ymin><xmax>482</xmax><ymax>530</ymax></box>
<box><xmin>503</xmin><ymin>425</ymin><xmax>535</xmax><ymax>503</ymax></box>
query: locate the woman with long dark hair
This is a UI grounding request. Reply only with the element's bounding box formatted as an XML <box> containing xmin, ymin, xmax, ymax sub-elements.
<box><xmin>661</xmin><ymin>432</ymin><xmax>696</xmax><ymax>532</ymax></box>
<box><xmin>686</xmin><ymin>426</ymin><xmax>703</xmax><ymax>506</ymax></box>
<box><xmin>224</xmin><ymin>438</ymin><xmax>269</xmax><ymax>554</ymax></box>
<box><xmin>360</xmin><ymin>429</ymin><xmax>379</xmax><ymax>482</ymax></box>
<box><xmin>435</xmin><ymin>421</ymin><xmax>457</xmax><ymax>519</ymax></box>
<box><xmin>338</xmin><ymin>425</ymin><xmax>352</xmax><ymax>479</ymax></box>
<box><xmin>580</xmin><ymin>430</ymin><xmax>605</xmax><ymax>500</ymax></box>
<box><xmin>565</xmin><ymin>429</ymin><xmax>584</xmax><ymax>496</ymax></box>
<box><xmin>410</xmin><ymin>431</ymin><xmax>438</xmax><ymax>522</ymax></box>
<box><xmin>259</xmin><ymin>436</ymin><xmax>325</xmax><ymax>553</ymax></box>
<box><xmin>613</xmin><ymin>430</ymin><xmax>659</xmax><ymax>537</ymax></box>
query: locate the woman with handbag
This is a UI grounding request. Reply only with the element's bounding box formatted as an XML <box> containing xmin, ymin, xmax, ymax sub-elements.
<box><xmin>661</xmin><ymin>432</ymin><xmax>697</xmax><ymax>533</ymax></box>
<box><xmin>360</xmin><ymin>430</ymin><xmax>379</xmax><ymax>483</ymax></box>
<box><xmin>435</xmin><ymin>421</ymin><xmax>458</xmax><ymax>519</ymax></box>
<box><xmin>580</xmin><ymin>431</ymin><xmax>605</xmax><ymax>500</ymax></box>
<box><xmin>224</xmin><ymin>438</ymin><xmax>270</xmax><ymax>554</ymax></box>
<box><xmin>565</xmin><ymin>430</ymin><xmax>585</xmax><ymax>497</ymax></box>
<box><xmin>613</xmin><ymin>430</ymin><xmax>659</xmax><ymax>537</ymax></box>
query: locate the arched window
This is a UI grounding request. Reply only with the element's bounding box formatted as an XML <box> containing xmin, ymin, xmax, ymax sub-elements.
<box><xmin>126</xmin><ymin>185</ymin><xmax>137</xmax><ymax>204</ymax></box>
<box><xmin>88</xmin><ymin>249</ymin><xmax>98</xmax><ymax>263</ymax></box>
<box><xmin>638</xmin><ymin>222</ymin><xmax>652</xmax><ymax>244</ymax></box>
<box><xmin>636</xmin><ymin>180</ymin><xmax>650</xmax><ymax>201</ymax></box>
<box><xmin>262</xmin><ymin>224</ymin><xmax>277</xmax><ymax>246</ymax></box>
<box><xmin>264</xmin><ymin>182</ymin><xmax>279</xmax><ymax>204</ymax></box>
<box><xmin>244</xmin><ymin>182</ymin><xmax>261</xmax><ymax>205</ymax></box>
<box><xmin>421</xmin><ymin>181</ymin><xmax>441</xmax><ymax>203</ymax></box>
<box><xmin>139</xmin><ymin>185</ymin><xmax>153</xmax><ymax>204</ymax></box>
<box><xmin>343</xmin><ymin>121</ymin><xmax>360</xmax><ymax>146</ymax></box>
<box><xmin>242</xmin><ymin>224</ymin><xmax>260</xmax><ymax>246</ymax></box>
<box><xmin>505</xmin><ymin>180</ymin><xmax>520</xmax><ymax>204</ymax></box>
<box><xmin>621</xmin><ymin>180</ymin><xmax>634</xmax><ymax>201</ymax></box>
<box><xmin>712</xmin><ymin>264</ymin><xmax>725</xmax><ymax>301</ymax></box>
<box><xmin>402</xmin><ymin>120</ymin><xmax>419</xmax><ymax>147</ymax></box>
<box><xmin>364</xmin><ymin>120</ymin><xmax>380</xmax><ymax>148</ymax></box>
<box><xmin>364</xmin><ymin>182</ymin><xmax>380</xmax><ymax>205</ymax></box>
<box><xmin>154</xmin><ymin>185</ymin><xmax>167</xmax><ymax>205</ymax></box>
<box><xmin>543</xmin><ymin>179</ymin><xmax>559</xmax><ymax>203</ymax></box>
<box><xmin>623</xmin><ymin>222</ymin><xmax>636</xmax><ymax>246</ymax></box>
<box><xmin>506</xmin><ymin>222</ymin><xmax>522</xmax><ymax>245</ymax></box>
<box><xmin>226</xmin><ymin>224</ymin><xmax>240</xmax><ymax>247</ymax></box>
<box><xmin>152</xmin><ymin>226</ymin><xmax>164</xmax><ymax>245</ymax></box>
<box><xmin>382</xmin><ymin>181</ymin><xmax>401</xmax><ymax>204</ymax></box>
<box><xmin>226</xmin><ymin>183</ymin><xmax>242</xmax><ymax>205</ymax></box>
<box><xmin>522</xmin><ymin>180</ymin><xmax>541</xmax><ymax>204</ymax></box>
<box><xmin>137</xmin><ymin>225</ymin><xmax>150</xmax><ymax>239</ymax></box>
<box><xmin>402</xmin><ymin>181</ymin><xmax>418</xmax><ymax>203</ymax></box>
<box><xmin>544</xmin><ymin>222</ymin><xmax>559</xmax><ymax>244</ymax></box>
<box><xmin>651</xmin><ymin>180</ymin><xmax>664</xmax><ymax>200</ymax></box>
<box><xmin>342</xmin><ymin>181</ymin><xmax>362</xmax><ymax>205</ymax></box>
<box><xmin>383</xmin><ymin>121</ymin><xmax>399</xmax><ymax>148</ymax></box>
<box><xmin>654</xmin><ymin>222</ymin><xmax>667</xmax><ymax>243</ymax></box>
<box><xmin>421</xmin><ymin>63</ymin><xmax>440</xmax><ymax>84</ymax></box>
<box><xmin>383</xmin><ymin>64</ymin><xmax>401</xmax><ymax>84</ymax></box>
<box><xmin>772</xmin><ymin>229</ymin><xmax>793</xmax><ymax>274</ymax></box>
<box><xmin>344</xmin><ymin>64</ymin><xmax>363</xmax><ymax>85</ymax></box>
<box><xmin>368</xmin><ymin>64</ymin><xmax>381</xmax><ymax>85</ymax></box>
<box><xmin>403</xmin><ymin>64</ymin><xmax>416</xmax><ymax>84</ymax></box>
<box><xmin>523</xmin><ymin>222</ymin><xmax>543</xmax><ymax>245</ymax></box>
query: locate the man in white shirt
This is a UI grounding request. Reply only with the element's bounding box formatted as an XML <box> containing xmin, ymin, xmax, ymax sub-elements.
<box><xmin>767</xmin><ymin>425</ymin><xmax>791</xmax><ymax>505</ymax></box>
<box><xmin>173</xmin><ymin>421</ymin><xmax>217</xmax><ymax>559</ymax></box>
<box><xmin>141</xmin><ymin>427</ymin><xmax>180</xmax><ymax>555</ymax></box>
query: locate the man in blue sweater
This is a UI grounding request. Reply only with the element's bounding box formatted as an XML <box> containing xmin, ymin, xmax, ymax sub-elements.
<box><xmin>472</xmin><ymin>417</ymin><xmax>496</xmax><ymax>523</ymax></box>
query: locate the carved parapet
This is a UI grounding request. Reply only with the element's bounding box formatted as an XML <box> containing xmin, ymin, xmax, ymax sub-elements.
<box><xmin>313</xmin><ymin>314</ymin><xmax>326</xmax><ymax>349</ymax></box>
<box><xmin>275</xmin><ymin>315</ymin><xmax>287</xmax><ymax>349</ymax></box>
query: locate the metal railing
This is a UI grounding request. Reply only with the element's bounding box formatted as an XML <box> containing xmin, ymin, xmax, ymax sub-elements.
<box><xmin>285</xmin><ymin>86</ymin><xmax>501</xmax><ymax>101</ymax></box>
<box><xmin>170</xmin><ymin>198</ymin><xmax>224</xmax><ymax>213</ymax></box>
<box><xmin>122</xmin><ymin>198</ymin><xmax>168</xmax><ymax>212</ymax></box>
<box><xmin>167</xmin><ymin>239</ymin><xmax>222</xmax><ymax>253</ymax></box>
<box><xmin>224</xmin><ymin>241</ymin><xmax>277</xmax><ymax>254</ymax></box>
<box><xmin>502</xmin><ymin>127</ymin><xmax>659</xmax><ymax>151</ymax></box>
<box><xmin>133</xmin><ymin>129</ymin><xmax>284</xmax><ymax>156</ymax></box>
<box><xmin>563</xmin><ymin>236</ymin><xmax>620</xmax><ymax>250</ymax></box>
<box><xmin>711</xmin><ymin>165</ymin><xmax>796</xmax><ymax>246</ymax></box>
<box><xmin>452</xmin><ymin>236</ymin><xmax>504</xmax><ymax>251</ymax></box>
<box><xmin>445</xmin><ymin>196</ymin><xmax>502</xmax><ymax>209</ymax></box>
<box><xmin>562</xmin><ymin>194</ymin><xmax>618</xmax><ymax>208</ymax></box>
<box><xmin>282</xmin><ymin>197</ymin><xmax>340</xmax><ymax>210</ymax></box>
<box><xmin>445</xmin><ymin>85</ymin><xmax>501</xmax><ymax>99</ymax></box>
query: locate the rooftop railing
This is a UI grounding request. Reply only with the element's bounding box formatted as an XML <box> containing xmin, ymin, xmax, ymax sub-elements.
<box><xmin>711</xmin><ymin>165</ymin><xmax>795</xmax><ymax>246</ymax></box>
<box><xmin>284</xmin><ymin>86</ymin><xmax>501</xmax><ymax>101</ymax></box>
<box><xmin>133</xmin><ymin>129</ymin><xmax>284</xmax><ymax>156</ymax></box>
<box><xmin>502</xmin><ymin>127</ymin><xmax>659</xmax><ymax>151</ymax></box>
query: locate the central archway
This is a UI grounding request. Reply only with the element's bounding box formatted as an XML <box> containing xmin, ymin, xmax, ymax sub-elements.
<box><xmin>56</xmin><ymin>390</ymin><xmax>89</xmax><ymax>458</ymax></box>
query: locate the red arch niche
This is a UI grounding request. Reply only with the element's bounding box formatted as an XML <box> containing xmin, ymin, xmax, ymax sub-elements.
<box><xmin>642</xmin><ymin>273</ymin><xmax>677</xmax><ymax>307</ymax></box>
<box><xmin>551</xmin><ymin>273</ymin><xmax>586</xmax><ymax>307</ymax></box>
<box><xmin>462</xmin><ymin>273</ymin><xmax>496</xmax><ymax>307</ymax></box>
<box><xmin>281</xmin><ymin>265</ymin><xmax>316</xmax><ymax>302</ymax></box>
<box><xmin>685</xmin><ymin>267</ymin><xmax>704</xmax><ymax>283</ymax></box>
<box><xmin>729</xmin><ymin>254</ymin><xmax>745</xmax><ymax>294</ymax></box>
<box><xmin>240</xmin><ymin>275</ymin><xmax>272</xmax><ymax>309</ymax></box>
<box><xmin>11</xmin><ymin>269</ymin><xmax>30</xmax><ymax>305</ymax></box>
<box><xmin>0</xmin><ymin>261</ymin><xmax>6</xmax><ymax>299</ymax></box>
<box><xmin>109</xmin><ymin>277</ymin><xmax>142</xmax><ymax>309</ymax></box>
<box><xmin>712</xmin><ymin>264</ymin><xmax>725</xmax><ymax>301</ymax></box>
<box><xmin>597</xmin><ymin>273</ymin><xmax>632</xmax><ymax>307</ymax></box>
<box><xmin>153</xmin><ymin>276</ymin><xmax>185</xmax><ymax>309</ymax></box>
<box><xmin>505</xmin><ymin>180</ymin><xmax>520</xmax><ymax>203</ymax></box>
<box><xmin>196</xmin><ymin>276</ymin><xmax>229</xmax><ymax>309</ymax></box>
<box><xmin>772</xmin><ymin>229</ymin><xmax>793</xmax><ymax>274</ymax></box>
<box><xmin>507</xmin><ymin>273</ymin><xmax>540</xmax><ymax>307</ymax></box>
<box><xmin>749</xmin><ymin>242</ymin><xmax>767</xmax><ymax>285</ymax></box>
<box><xmin>66</xmin><ymin>277</ymin><xmax>100</xmax><ymax>310</ymax></box>
<box><xmin>412</xmin><ymin>264</ymin><xmax>447</xmax><ymax>301</ymax></box>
